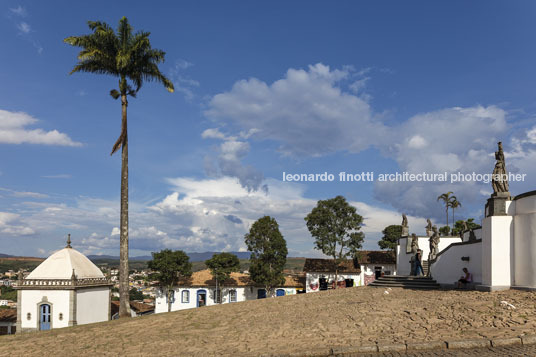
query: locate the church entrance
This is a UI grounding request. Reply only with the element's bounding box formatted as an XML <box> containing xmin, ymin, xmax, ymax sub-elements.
<box><xmin>39</xmin><ymin>304</ymin><xmax>51</xmax><ymax>331</ymax></box>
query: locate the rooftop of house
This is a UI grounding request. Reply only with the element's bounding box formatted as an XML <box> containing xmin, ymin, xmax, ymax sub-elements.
<box><xmin>356</xmin><ymin>250</ymin><xmax>396</xmax><ymax>265</ymax></box>
<box><xmin>174</xmin><ymin>269</ymin><xmax>304</xmax><ymax>288</ymax></box>
<box><xmin>0</xmin><ymin>309</ymin><xmax>16</xmax><ymax>323</ymax></box>
<box><xmin>303</xmin><ymin>258</ymin><xmax>361</xmax><ymax>273</ymax></box>
<box><xmin>111</xmin><ymin>301</ymin><xmax>155</xmax><ymax>316</ymax></box>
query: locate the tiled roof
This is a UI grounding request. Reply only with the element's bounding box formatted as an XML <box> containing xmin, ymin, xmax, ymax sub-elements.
<box><xmin>176</xmin><ymin>269</ymin><xmax>304</xmax><ymax>288</ymax></box>
<box><xmin>0</xmin><ymin>309</ymin><xmax>16</xmax><ymax>322</ymax></box>
<box><xmin>303</xmin><ymin>259</ymin><xmax>361</xmax><ymax>273</ymax></box>
<box><xmin>356</xmin><ymin>251</ymin><xmax>396</xmax><ymax>265</ymax></box>
<box><xmin>111</xmin><ymin>301</ymin><xmax>154</xmax><ymax>315</ymax></box>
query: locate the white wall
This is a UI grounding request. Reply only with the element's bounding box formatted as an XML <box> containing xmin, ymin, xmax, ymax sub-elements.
<box><xmin>481</xmin><ymin>214</ymin><xmax>513</xmax><ymax>289</ymax></box>
<box><xmin>397</xmin><ymin>236</ymin><xmax>462</xmax><ymax>275</ymax></box>
<box><xmin>429</xmin><ymin>241</ymin><xmax>482</xmax><ymax>285</ymax></box>
<box><xmin>305</xmin><ymin>272</ymin><xmax>360</xmax><ymax>292</ymax></box>
<box><xmin>155</xmin><ymin>285</ymin><xmax>297</xmax><ymax>313</ymax></box>
<box><xmin>76</xmin><ymin>287</ymin><xmax>110</xmax><ymax>325</ymax></box>
<box><xmin>20</xmin><ymin>290</ymin><xmax>70</xmax><ymax>330</ymax></box>
<box><xmin>514</xmin><ymin>195</ymin><xmax>536</xmax><ymax>288</ymax></box>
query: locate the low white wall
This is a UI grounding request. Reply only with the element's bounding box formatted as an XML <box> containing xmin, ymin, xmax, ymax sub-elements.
<box><xmin>514</xmin><ymin>194</ymin><xmax>536</xmax><ymax>288</ymax></box>
<box><xmin>397</xmin><ymin>236</ymin><xmax>462</xmax><ymax>275</ymax></box>
<box><xmin>76</xmin><ymin>287</ymin><xmax>110</xmax><ymax>325</ymax></box>
<box><xmin>430</xmin><ymin>241</ymin><xmax>482</xmax><ymax>285</ymax></box>
<box><xmin>20</xmin><ymin>290</ymin><xmax>70</xmax><ymax>330</ymax></box>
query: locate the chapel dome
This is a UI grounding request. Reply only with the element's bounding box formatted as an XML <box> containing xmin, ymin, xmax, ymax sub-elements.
<box><xmin>27</xmin><ymin>247</ymin><xmax>104</xmax><ymax>280</ymax></box>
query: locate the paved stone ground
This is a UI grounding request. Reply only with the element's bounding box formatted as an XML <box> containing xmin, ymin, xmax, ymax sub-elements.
<box><xmin>373</xmin><ymin>343</ymin><xmax>536</xmax><ymax>356</ymax></box>
<box><xmin>2</xmin><ymin>287</ymin><xmax>536</xmax><ymax>356</ymax></box>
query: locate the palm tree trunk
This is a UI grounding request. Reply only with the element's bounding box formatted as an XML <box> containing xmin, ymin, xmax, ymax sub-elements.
<box><xmin>445</xmin><ymin>207</ymin><xmax>449</xmax><ymax>228</ymax></box>
<box><xmin>119</xmin><ymin>94</ymin><xmax>131</xmax><ymax>318</ymax></box>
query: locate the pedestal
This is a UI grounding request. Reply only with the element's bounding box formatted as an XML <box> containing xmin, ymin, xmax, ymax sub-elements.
<box><xmin>479</xmin><ymin>214</ymin><xmax>513</xmax><ymax>291</ymax></box>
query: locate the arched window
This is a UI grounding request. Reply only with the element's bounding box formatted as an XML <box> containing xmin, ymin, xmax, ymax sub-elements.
<box><xmin>229</xmin><ymin>289</ymin><xmax>237</xmax><ymax>303</ymax></box>
<box><xmin>181</xmin><ymin>290</ymin><xmax>190</xmax><ymax>303</ymax></box>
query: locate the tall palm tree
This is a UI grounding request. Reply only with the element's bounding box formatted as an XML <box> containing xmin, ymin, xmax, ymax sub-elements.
<box><xmin>449</xmin><ymin>196</ymin><xmax>461</xmax><ymax>225</ymax></box>
<box><xmin>437</xmin><ymin>191</ymin><xmax>453</xmax><ymax>227</ymax></box>
<box><xmin>65</xmin><ymin>17</ymin><xmax>174</xmax><ymax>318</ymax></box>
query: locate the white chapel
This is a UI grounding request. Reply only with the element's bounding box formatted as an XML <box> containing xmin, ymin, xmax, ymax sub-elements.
<box><xmin>15</xmin><ymin>235</ymin><xmax>112</xmax><ymax>332</ymax></box>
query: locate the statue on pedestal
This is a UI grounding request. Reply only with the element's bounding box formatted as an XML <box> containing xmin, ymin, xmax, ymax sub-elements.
<box><xmin>491</xmin><ymin>142</ymin><xmax>509</xmax><ymax>195</ymax></box>
<box><xmin>401</xmin><ymin>213</ymin><xmax>409</xmax><ymax>237</ymax></box>
<box><xmin>428</xmin><ymin>225</ymin><xmax>440</xmax><ymax>261</ymax></box>
<box><xmin>425</xmin><ymin>219</ymin><xmax>432</xmax><ymax>237</ymax></box>
<box><xmin>410</xmin><ymin>233</ymin><xmax>419</xmax><ymax>254</ymax></box>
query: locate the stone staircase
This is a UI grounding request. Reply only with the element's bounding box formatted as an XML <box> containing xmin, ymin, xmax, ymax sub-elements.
<box><xmin>368</xmin><ymin>275</ymin><xmax>440</xmax><ymax>290</ymax></box>
<box><xmin>423</xmin><ymin>260</ymin><xmax>429</xmax><ymax>276</ymax></box>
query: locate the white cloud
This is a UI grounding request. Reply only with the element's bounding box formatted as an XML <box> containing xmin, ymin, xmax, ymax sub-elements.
<box><xmin>17</xmin><ymin>22</ymin><xmax>30</xmax><ymax>34</ymax></box>
<box><xmin>0</xmin><ymin>109</ymin><xmax>82</xmax><ymax>146</ymax></box>
<box><xmin>168</xmin><ymin>59</ymin><xmax>199</xmax><ymax>101</ymax></box>
<box><xmin>10</xmin><ymin>6</ymin><xmax>27</xmax><ymax>17</ymax></box>
<box><xmin>0</xmin><ymin>187</ymin><xmax>49</xmax><ymax>198</ymax></box>
<box><xmin>205</xmin><ymin>63</ymin><xmax>385</xmax><ymax>158</ymax></box>
<box><xmin>41</xmin><ymin>174</ymin><xmax>72</xmax><ymax>179</ymax></box>
<box><xmin>0</xmin><ymin>212</ymin><xmax>34</xmax><ymax>236</ymax></box>
<box><xmin>205</xmin><ymin>63</ymin><xmax>514</xmax><ymax>219</ymax></box>
<box><xmin>201</xmin><ymin>128</ymin><xmax>266</xmax><ymax>192</ymax></box>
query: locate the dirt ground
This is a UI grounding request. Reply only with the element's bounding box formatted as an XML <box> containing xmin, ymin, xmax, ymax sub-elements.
<box><xmin>1</xmin><ymin>287</ymin><xmax>536</xmax><ymax>356</ymax></box>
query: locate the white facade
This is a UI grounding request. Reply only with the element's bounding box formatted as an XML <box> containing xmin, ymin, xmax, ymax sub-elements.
<box><xmin>404</xmin><ymin>190</ymin><xmax>536</xmax><ymax>291</ymax></box>
<box><xmin>15</xmin><ymin>244</ymin><xmax>112</xmax><ymax>332</ymax></box>
<box><xmin>155</xmin><ymin>285</ymin><xmax>298</xmax><ymax>313</ymax></box>
<box><xmin>305</xmin><ymin>272</ymin><xmax>361</xmax><ymax>293</ymax></box>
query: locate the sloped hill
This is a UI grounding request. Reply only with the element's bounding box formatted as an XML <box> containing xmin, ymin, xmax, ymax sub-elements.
<box><xmin>1</xmin><ymin>287</ymin><xmax>536</xmax><ymax>356</ymax></box>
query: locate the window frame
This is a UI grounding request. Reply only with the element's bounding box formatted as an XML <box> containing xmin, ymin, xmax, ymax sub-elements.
<box><xmin>181</xmin><ymin>290</ymin><xmax>190</xmax><ymax>304</ymax></box>
<box><xmin>229</xmin><ymin>289</ymin><xmax>237</xmax><ymax>303</ymax></box>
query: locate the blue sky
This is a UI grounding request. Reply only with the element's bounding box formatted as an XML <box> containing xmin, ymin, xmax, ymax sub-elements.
<box><xmin>1</xmin><ymin>1</ymin><xmax>536</xmax><ymax>257</ymax></box>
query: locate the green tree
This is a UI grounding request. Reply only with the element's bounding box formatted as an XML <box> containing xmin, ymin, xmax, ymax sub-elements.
<box><xmin>449</xmin><ymin>196</ymin><xmax>462</xmax><ymax>225</ymax></box>
<box><xmin>452</xmin><ymin>218</ymin><xmax>481</xmax><ymax>236</ymax></box>
<box><xmin>65</xmin><ymin>17</ymin><xmax>174</xmax><ymax>318</ymax></box>
<box><xmin>148</xmin><ymin>249</ymin><xmax>192</xmax><ymax>312</ymax></box>
<box><xmin>205</xmin><ymin>253</ymin><xmax>240</xmax><ymax>303</ymax></box>
<box><xmin>378</xmin><ymin>225</ymin><xmax>402</xmax><ymax>253</ymax></box>
<box><xmin>305</xmin><ymin>195</ymin><xmax>364</xmax><ymax>288</ymax></box>
<box><xmin>439</xmin><ymin>225</ymin><xmax>451</xmax><ymax>236</ymax></box>
<box><xmin>244</xmin><ymin>216</ymin><xmax>288</xmax><ymax>297</ymax></box>
<box><xmin>437</xmin><ymin>191</ymin><xmax>454</xmax><ymax>227</ymax></box>
<box><xmin>129</xmin><ymin>287</ymin><xmax>144</xmax><ymax>301</ymax></box>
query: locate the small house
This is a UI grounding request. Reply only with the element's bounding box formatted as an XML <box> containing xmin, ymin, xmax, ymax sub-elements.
<box><xmin>303</xmin><ymin>259</ymin><xmax>361</xmax><ymax>293</ymax></box>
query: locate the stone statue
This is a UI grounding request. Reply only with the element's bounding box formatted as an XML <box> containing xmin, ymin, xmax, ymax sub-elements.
<box><xmin>492</xmin><ymin>142</ymin><xmax>509</xmax><ymax>194</ymax></box>
<box><xmin>460</xmin><ymin>221</ymin><xmax>469</xmax><ymax>238</ymax></box>
<box><xmin>402</xmin><ymin>214</ymin><xmax>408</xmax><ymax>227</ymax></box>
<box><xmin>425</xmin><ymin>219</ymin><xmax>433</xmax><ymax>237</ymax></box>
<box><xmin>17</xmin><ymin>269</ymin><xmax>23</xmax><ymax>282</ymax></box>
<box><xmin>428</xmin><ymin>225</ymin><xmax>440</xmax><ymax>261</ymax></box>
<box><xmin>410</xmin><ymin>233</ymin><xmax>419</xmax><ymax>254</ymax></box>
<box><xmin>401</xmin><ymin>213</ymin><xmax>409</xmax><ymax>237</ymax></box>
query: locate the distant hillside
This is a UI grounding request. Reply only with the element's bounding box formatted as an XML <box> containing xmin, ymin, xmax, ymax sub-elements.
<box><xmin>88</xmin><ymin>251</ymin><xmax>251</xmax><ymax>262</ymax></box>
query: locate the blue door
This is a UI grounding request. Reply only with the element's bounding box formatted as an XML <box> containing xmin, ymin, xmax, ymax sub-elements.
<box><xmin>276</xmin><ymin>289</ymin><xmax>285</xmax><ymax>297</ymax></box>
<box><xmin>40</xmin><ymin>304</ymin><xmax>51</xmax><ymax>331</ymax></box>
<box><xmin>257</xmin><ymin>289</ymin><xmax>266</xmax><ymax>299</ymax></box>
<box><xmin>197</xmin><ymin>290</ymin><xmax>207</xmax><ymax>307</ymax></box>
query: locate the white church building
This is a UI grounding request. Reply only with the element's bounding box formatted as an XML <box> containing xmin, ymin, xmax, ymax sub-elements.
<box><xmin>397</xmin><ymin>142</ymin><xmax>536</xmax><ymax>292</ymax></box>
<box><xmin>15</xmin><ymin>236</ymin><xmax>112</xmax><ymax>332</ymax></box>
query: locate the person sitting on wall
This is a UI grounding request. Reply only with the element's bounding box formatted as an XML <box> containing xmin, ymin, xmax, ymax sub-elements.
<box><xmin>457</xmin><ymin>268</ymin><xmax>472</xmax><ymax>288</ymax></box>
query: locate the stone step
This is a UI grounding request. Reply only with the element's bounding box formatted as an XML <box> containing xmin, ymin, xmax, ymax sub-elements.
<box><xmin>368</xmin><ymin>275</ymin><xmax>440</xmax><ymax>290</ymax></box>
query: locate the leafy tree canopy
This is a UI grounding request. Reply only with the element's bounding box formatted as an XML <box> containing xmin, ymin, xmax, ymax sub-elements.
<box><xmin>451</xmin><ymin>218</ymin><xmax>482</xmax><ymax>236</ymax></box>
<box><xmin>244</xmin><ymin>216</ymin><xmax>288</xmax><ymax>295</ymax></box>
<box><xmin>439</xmin><ymin>225</ymin><xmax>451</xmax><ymax>236</ymax></box>
<box><xmin>305</xmin><ymin>195</ymin><xmax>364</xmax><ymax>263</ymax></box>
<box><xmin>148</xmin><ymin>249</ymin><xmax>192</xmax><ymax>288</ymax></box>
<box><xmin>205</xmin><ymin>252</ymin><xmax>241</xmax><ymax>283</ymax></box>
<box><xmin>378</xmin><ymin>225</ymin><xmax>402</xmax><ymax>251</ymax></box>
